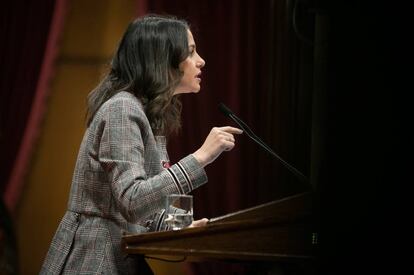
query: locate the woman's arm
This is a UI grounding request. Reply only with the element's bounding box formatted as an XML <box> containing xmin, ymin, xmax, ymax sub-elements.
<box><xmin>98</xmin><ymin>97</ymin><xmax>207</xmax><ymax>223</ymax></box>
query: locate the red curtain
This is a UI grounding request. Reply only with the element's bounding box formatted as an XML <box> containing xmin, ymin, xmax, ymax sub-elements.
<box><xmin>0</xmin><ymin>1</ymin><xmax>52</xmax><ymax>197</ymax></box>
<box><xmin>0</xmin><ymin>0</ymin><xmax>68</xmax><ymax>212</ymax></box>
<box><xmin>0</xmin><ymin>0</ymin><xmax>68</xmax><ymax>272</ymax></box>
<box><xmin>139</xmin><ymin>1</ymin><xmax>314</xmax><ymax>274</ymax></box>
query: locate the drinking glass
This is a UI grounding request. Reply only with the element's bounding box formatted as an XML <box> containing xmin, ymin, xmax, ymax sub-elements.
<box><xmin>164</xmin><ymin>194</ymin><xmax>193</xmax><ymax>230</ymax></box>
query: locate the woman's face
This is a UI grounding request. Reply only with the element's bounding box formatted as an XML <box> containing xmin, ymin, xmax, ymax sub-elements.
<box><xmin>174</xmin><ymin>30</ymin><xmax>206</xmax><ymax>95</ymax></box>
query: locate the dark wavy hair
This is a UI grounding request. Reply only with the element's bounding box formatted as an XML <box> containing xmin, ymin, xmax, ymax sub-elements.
<box><xmin>86</xmin><ymin>14</ymin><xmax>190</xmax><ymax>135</ymax></box>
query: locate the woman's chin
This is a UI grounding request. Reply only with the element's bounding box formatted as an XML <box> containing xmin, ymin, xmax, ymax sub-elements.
<box><xmin>174</xmin><ymin>87</ymin><xmax>201</xmax><ymax>95</ymax></box>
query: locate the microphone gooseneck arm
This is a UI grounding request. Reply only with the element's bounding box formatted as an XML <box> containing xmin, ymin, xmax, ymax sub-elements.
<box><xmin>219</xmin><ymin>103</ymin><xmax>309</xmax><ymax>184</ymax></box>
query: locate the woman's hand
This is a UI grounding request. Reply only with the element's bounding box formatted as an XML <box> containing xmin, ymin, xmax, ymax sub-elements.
<box><xmin>188</xmin><ymin>218</ymin><xmax>209</xmax><ymax>228</ymax></box>
<box><xmin>192</xmin><ymin>126</ymin><xmax>243</xmax><ymax>167</ymax></box>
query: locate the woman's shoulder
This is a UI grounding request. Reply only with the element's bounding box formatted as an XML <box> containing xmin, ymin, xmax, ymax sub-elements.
<box><xmin>100</xmin><ymin>91</ymin><xmax>145</xmax><ymax>114</ymax></box>
<box><xmin>107</xmin><ymin>91</ymin><xmax>142</xmax><ymax>106</ymax></box>
<box><xmin>87</xmin><ymin>91</ymin><xmax>152</xmax><ymax>138</ymax></box>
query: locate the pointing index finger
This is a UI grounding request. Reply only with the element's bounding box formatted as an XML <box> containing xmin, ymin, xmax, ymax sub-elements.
<box><xmin>219</xmin><ymin>126</ymin><xmax>243</xmax><ymax>134</ymax></box>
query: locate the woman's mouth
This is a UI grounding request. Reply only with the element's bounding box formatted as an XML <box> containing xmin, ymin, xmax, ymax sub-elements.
<box><xmin>195</xmin><ymin>72</ymin><xmax>202</xmax><ymax>81</ymax></box>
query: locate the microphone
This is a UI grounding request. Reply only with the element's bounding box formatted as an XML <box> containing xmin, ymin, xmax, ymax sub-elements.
<box><xmin>219</xmin><ymin>103</ymin><xmax>309</xmax><ymax>184</ymax></box>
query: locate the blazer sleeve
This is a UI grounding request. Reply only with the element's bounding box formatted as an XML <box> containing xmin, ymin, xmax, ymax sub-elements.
<box><xmin>98</xmin><ymin>97</ymin><xmax>208</xmax><ymax>223</ymax></box>
<box><xmin>146</xmin><ymin>206</ymin><xmax>185</xmax><ymax>232</ymax></box>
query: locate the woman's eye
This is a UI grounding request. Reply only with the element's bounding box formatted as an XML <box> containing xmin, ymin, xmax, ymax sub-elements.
<box><xmin>189</xmin><ymin>47</ymin><xmax>196</xmax><ymax>56</ymax></box>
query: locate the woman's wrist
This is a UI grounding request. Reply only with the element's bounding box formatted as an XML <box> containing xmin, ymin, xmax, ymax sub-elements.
<box><xmin>192</xmin><ymin>150</ymin><xmax>208</xmax><ymax>167</ymax></box>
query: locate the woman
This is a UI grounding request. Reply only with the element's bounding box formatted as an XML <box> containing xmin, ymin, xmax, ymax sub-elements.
<box><xmin>41</xmin><ymin>14</ymin><xmax>242</xmax><ymax>274</ymax></box>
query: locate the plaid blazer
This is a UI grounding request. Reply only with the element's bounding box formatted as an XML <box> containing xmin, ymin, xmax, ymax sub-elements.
<box><xmin>40</xmin><ymin>92</ymin><xmax>208</xmax><ymax>274</ymax></box>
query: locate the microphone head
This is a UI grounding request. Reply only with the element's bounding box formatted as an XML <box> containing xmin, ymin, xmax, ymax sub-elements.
<box><xmin>218</xmin><ymin>103</ymin><xmax>233</xmax><ymax>117</ymax></box>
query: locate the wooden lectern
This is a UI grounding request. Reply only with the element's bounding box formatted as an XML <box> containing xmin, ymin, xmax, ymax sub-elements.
<box><xmin>122</xmin><ymin>192</ymin><xmax>315</xmax><ymax>265</ymax></box>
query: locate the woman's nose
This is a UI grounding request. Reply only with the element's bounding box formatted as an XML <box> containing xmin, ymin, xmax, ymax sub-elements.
<box><xmin>197</xmin><ymin>55</ymin><xmax>205</xmax><ymax>68</ymax></box>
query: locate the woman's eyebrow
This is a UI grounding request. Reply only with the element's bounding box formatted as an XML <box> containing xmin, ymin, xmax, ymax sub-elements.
<box><xmin>189</xmin><ymin>44</ymin><xmax>196</xmax><ymax>49</ymax></box>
